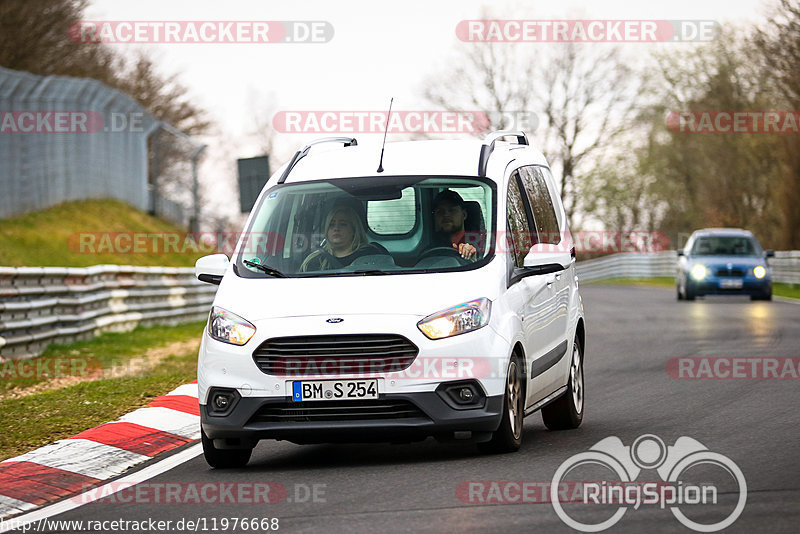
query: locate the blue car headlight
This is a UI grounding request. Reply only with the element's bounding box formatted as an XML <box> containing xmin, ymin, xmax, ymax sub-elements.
<box><xmin>690</xmin><ymin>264</ymin><xmax>708</xmax><ymax>281</ymax></box>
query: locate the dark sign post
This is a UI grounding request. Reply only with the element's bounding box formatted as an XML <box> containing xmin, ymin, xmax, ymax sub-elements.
<box><xmin>237</xmin><ymin>156</ymin><xmax>270</xmax><ymax>213</ymax></box>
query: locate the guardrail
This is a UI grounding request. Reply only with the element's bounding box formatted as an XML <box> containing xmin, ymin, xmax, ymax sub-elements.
<box><xmin>0</xmin><ymin>265</ymin><xmax>216</xmax><ymax>360</ymax></box>
<box><xmin>576</xmin><ymin>250</ymin><xmax>800</xmax><ymax>284</ymax></box>
<box><xmin>2</xmin><ymin>251</ymin><xmax>797</xmax><ymax>361</ymax></box>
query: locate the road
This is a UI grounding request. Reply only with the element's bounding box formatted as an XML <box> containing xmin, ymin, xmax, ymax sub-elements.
<box><xmin>18</xmin><ymin>285</ymin><xmax>800</xmax><ymax>533</ymax></box>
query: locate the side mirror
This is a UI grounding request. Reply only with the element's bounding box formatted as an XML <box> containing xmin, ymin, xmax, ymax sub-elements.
<box><xmin>523</xmin><ymin>243</ymin><xmax>572</xmax><ymax>274</ymax></box>
<box><xmin>765</xmin><ymin>250</ymin><xmax>775</xmax><ymax>258</ymax></box>
<box><xmin>196</xmin><ymin>254</ymin><xmax>229</xmax><ymax>285</ymax></box>
<box><xmin>676</xmin><ymin>250</ymin><xmax>685</xmax><ymax>256</ymax></box>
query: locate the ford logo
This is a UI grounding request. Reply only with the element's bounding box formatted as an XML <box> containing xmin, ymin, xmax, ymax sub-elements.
<box><xmin>326</xmin><ymin>318</ymin><xmax>344</xmax><ymax>324</ymax></box>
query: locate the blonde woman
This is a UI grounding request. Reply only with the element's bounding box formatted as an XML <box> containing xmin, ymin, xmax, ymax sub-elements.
<box><xmin>300</xmin><ymin>205</ymin><xmax>376</xmax><ymax>271</ymax></box>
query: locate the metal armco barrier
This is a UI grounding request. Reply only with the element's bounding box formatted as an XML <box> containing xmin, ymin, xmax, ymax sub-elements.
<box><xmin>0</xmin><ymin>265</ymin><xmax>216</xmax><ymax>360</ymax></box>
<box><xmin>575</xmin><ymin>250</ymin><xmax>800</xmax><ymax>284</ymax></box>
<box><xmin>1</xmin><ymin>251</ymin><xmax>797</xmax><ymax>361</ymax></box>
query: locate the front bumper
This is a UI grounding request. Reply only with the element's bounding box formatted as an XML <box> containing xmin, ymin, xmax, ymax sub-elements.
<box><xmin>687</xmin><ymin>277</ymin><xmax>771</xmax><ymax>296</ymax></box>
<box><xmin>201</xmin><ymin>391</ymin><xmax>504</xmax><ymax>446</ymax></box>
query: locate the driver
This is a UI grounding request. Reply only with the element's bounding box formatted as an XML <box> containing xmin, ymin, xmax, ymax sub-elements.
<box><xmin>431</xmin><ymin>189</ymin><xmax>477</xmax><ymax>260</ymax></box>
<box><xmin>300</xmin><ymin>204</ymin><xmax>380</xmax><ymax>271</ymax></box>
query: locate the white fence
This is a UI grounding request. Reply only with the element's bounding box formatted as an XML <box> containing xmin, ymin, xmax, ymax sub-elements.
<box><xmin>0</xmin><ymin>265</ymin><xmax>216</xmax><ymax>360</ymax></box>
<box><xmin>576</xmin><ymin>250</ymin><xmax>800</xmax><ymax>284</ymax></box>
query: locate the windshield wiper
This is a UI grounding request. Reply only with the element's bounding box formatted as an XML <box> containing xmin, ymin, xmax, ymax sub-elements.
<box><xmin>243</xmin><ymin>260</ymin><xmax>287</xmax><ymax>278</ymax></box>
<box><xmin>316</xmin><ymin>269</ymin><xmax>394</xmax><ymax>277</ymax></box>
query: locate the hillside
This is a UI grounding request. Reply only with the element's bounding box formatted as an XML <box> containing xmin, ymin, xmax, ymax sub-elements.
<box><xmin>0</xmin><ymin>200</ymin><xmax>214</xmax><ymax>267</ymax></box>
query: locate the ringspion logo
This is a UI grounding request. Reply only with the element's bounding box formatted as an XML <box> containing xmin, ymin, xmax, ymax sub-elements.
<box><xmin>551</xmin><ymin>434</ymin><xmax>746</xmax><ymax>532</ymax></box>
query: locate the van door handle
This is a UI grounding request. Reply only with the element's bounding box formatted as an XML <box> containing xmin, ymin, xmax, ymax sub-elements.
<box><xmin>545</xmin><ymin>274</ymin><xmax>557</xmax><ymax>287</ymax></box>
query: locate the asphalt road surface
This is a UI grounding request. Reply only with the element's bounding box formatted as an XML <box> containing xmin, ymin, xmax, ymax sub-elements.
<box><xmin>19</xmin><ymin>285</ymin><xmax>800</xmax><ymax>534</ymax></box>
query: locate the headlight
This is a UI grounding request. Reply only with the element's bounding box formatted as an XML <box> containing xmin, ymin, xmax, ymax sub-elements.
<box><xmin>753</xmin><ymin>265</ymin><xmax>767</xmax><ymax>279</ymax></box>
<box><xmin>417</xmin><ymin>298</ymin><xmax>491</xmax><ymax>340</ymax></box>
<box><xmin>208</xmin><ymin>306</ymin><xmax>256</xmax><ymax>345</ymax></box>
<box><xmin>690</xmin><ymin>264</ymin><xmax>708</xmax><ymax>281</ymax></box>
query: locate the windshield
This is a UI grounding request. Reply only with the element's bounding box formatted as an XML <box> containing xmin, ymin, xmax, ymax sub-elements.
<box><xmin>235</xmin><ymin>176</ymin><xmax>496</xmax><ymax>277</ymax></box>
<box><xmin>690</xmin><ymin>236</ymin><xmax>760</xmax><ymax>256</ymax></box>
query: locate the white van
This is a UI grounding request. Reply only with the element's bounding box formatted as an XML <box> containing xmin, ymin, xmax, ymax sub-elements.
<box><xmin>195</xmin><ymin>131</ymin><xmax>586</xmax><ymax>468</ymax></box>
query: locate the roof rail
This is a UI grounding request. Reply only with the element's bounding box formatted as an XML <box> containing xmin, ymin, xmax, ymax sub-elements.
<box><xmin>478</xmin><ymin>130</ymin><xmax>529</xmax><ymax>177</ymax></box>
<box><xmin>277</xmin><ymin>137</ymin><xmax>358</xmax><ymax>184</ymax></box>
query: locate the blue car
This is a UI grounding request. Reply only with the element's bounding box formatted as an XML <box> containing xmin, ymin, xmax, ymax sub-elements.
<box><xmin>677</xmin><ymin>228</ymin><xmax>773</xmax><ymax>301</ymax></box>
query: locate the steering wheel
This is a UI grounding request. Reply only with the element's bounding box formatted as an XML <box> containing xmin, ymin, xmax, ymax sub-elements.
<box><xmin>311</xmin><ymin>248</ymin><xmax>344</xmax><ymax>269</ymax></box>
<box><xmin>417</xmin><ymin>246</ymin><xmax>470</xmax><ymax>265</ymax></box>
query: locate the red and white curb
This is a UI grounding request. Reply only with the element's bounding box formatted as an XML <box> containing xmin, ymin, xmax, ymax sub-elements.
<box><xmin>0</xmin><ymin>381</ymin><xmax>200</xmax><ymax>519</ymax></box>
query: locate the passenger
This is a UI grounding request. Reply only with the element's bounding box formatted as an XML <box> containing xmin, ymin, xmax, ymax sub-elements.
<box><xmin>300</xmin><ymin>205</ymin><xmax>380</xmax><ymax>271</ymax></box>
<box><xmin>431</xmin><ymin>189</ymin><xmax>477</xmax><ymax>260</ymax></box>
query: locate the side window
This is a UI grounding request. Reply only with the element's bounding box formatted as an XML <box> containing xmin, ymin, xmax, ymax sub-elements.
<box><xmin>520</xmin><ymin>166</ymin><xmax>561</xmax><ymax>245</ymax></box>
<box><xmin>506</xmin><ymin>173</ymin><xmax>534</xmax><ymax>268</ymax></box>
<box><xmin>366</xmin><ymin>187</ymin><xmax>416</xmax><ymax>235</ymax></box>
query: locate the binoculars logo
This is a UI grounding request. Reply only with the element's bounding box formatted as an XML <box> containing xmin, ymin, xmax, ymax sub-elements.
<box><xmin>551</xmin><ymin>434</ymin><xmax>747</xmax><ymax>532</ymax></box>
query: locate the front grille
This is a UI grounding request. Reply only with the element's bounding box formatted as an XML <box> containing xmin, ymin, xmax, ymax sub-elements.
<box><xmin>248</xmin><ymin>399</ymin><xmax>428</xmax><ymax>423</ymax></box>
<box><xmin>715</xmin><ymin>268</ymin><xmax>744</xmax><ymax>277</ymax></box>
<box><xmin>252</xmin><ymin>334</ymin><xmax>418</xmax><ymax>376</ymax></box>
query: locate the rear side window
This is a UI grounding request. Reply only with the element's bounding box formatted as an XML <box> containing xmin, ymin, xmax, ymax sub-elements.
<box><xmin>506</xmin><ymin>174</ymin><xmax>534</xmax><ymax>268</ymax></box>
<box><xmin>519</xmin><ymin>166</ymin><xmax>560</xmax><ymax>244</ymax></box>
<box><xmin>366</xmin><ymin>187</ymin><xmax>416</xmax><ymax>235</ymax></box>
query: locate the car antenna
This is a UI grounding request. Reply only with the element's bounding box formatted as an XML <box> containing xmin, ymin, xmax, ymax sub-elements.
<box><xmin>376</xmin><ymin>97</ymin><xmax>393</xmax><ymax>173</ymax></box>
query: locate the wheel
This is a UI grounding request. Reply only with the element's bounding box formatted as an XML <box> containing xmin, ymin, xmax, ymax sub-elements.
<box><xmin>312</xmin><ymin>248</ymin><xmax>344</xmax><ymax>268</ymax></box>
<box><xmin>684</xmin><ymin>283</ymin><xmax>696</xmax><ymax>301</ymax></box>
<box><xmin>542</xmin><ymin>336</ymin><xmax>584</xmax><ymax>430</ymax></box>
<box><xmin>416</xmin><ymin>246</ymin><xmax>470</xmax><ymax>265</ymax></box>
<box><xmin>478</xmin><ymin>354</ymin><xmax>524</xmax><ymax>454</ymax></box>
<box><xmin>201</xmin><ymin>428</ymin><xmax>252</xmax><ymax>469</ymax></box>
<box><xmin>751</xmin><ymin>289</ymin><xmax>772</xmax><ymax>301</ymax></box>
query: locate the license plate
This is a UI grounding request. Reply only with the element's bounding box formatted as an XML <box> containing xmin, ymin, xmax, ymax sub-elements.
<box><xmin>719</xmin><ymin>278</ymin><xmax>743</xmax><ymax>288</ymax></box>
<box><xmin>292</xmin><ymin>380</ymin><xmax>379</xmax><ymax>402</ymax></box>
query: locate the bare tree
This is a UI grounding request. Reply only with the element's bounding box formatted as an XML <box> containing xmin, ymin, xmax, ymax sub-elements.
<box><xmin>424</xmin><ymin>37</ymin><xmax>638</xmax><ymax>229</ymax></box>
<box><xmin>753</xmin><ymin>0</ymin><xmax>800</xmax><ymax>248</ymax></box>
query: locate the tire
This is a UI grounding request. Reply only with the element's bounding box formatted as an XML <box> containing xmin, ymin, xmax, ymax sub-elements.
<box><xmin>478</xmin><ymin>354</ymin><xmax>524</xmax><ymax>454</ymax></box>
<box><xmin>751</xmin><ymin>289</ymin><xmax>772</xmax><ymax>301</ymax></box>
<box><xmin>201</xmin><ymin>428</ymin><xmax>253</xmax><ymax>469</ymax></box>
<box><xmin>684</xmin><ymin>283</ymin><xmax>696</xmax><ymax>301</ymax></box>
<box><xmin>542</xmin><ymin>336</ymin><xmax>584</xmax><ymax>430</ymax></box>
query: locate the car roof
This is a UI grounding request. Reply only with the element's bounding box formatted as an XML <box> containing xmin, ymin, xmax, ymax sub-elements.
<box><xmin>692</xmin><ymin>228</ymin><xmax>754</xmax><ymax>238</ymax></box>
<box><xmin>271</xmin><ymin>139</ymin><xmax>550</xmax><ymax>184</ymax></box>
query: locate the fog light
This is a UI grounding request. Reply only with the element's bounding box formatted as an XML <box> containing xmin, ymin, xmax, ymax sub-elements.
<box><xmin>754</xmin><ymin>265</ymin><xmax>767</xmax><ymax>279</ymax></box>
<box><xmin>214</xmin><ymin>394</ymin><xmax>230</xmax><ymax>410</ymax></box>
<box><xmin>459</xmin><ymin>388</ymin><xmax>474</xmax><ymax>402</ymax></box>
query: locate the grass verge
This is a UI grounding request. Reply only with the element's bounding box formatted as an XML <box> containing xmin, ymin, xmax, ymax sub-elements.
<box><xmin>582</xmin><ymin>277</ymin><xmax>674</xmax><ymax>288</ymax></box>
<box><xmin>0</xmin><ymin>199</ymin><xmax>206</xmax><ymax>267</ymax></box>
<box><xmin>0</xmin><ymin>321</ymin><xmax>205</xmax><ymax>461</ymax></box>
<box><xmin>583</xmin><ymin>277</ymin><xmax>799</xmax><ymax>299</ymax></box>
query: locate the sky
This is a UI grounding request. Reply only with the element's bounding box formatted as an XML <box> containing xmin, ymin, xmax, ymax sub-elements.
<box><xmin>86</xmin><ymin>0</ymin><xmax>777</xmax><ymax>225</ymax></box>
